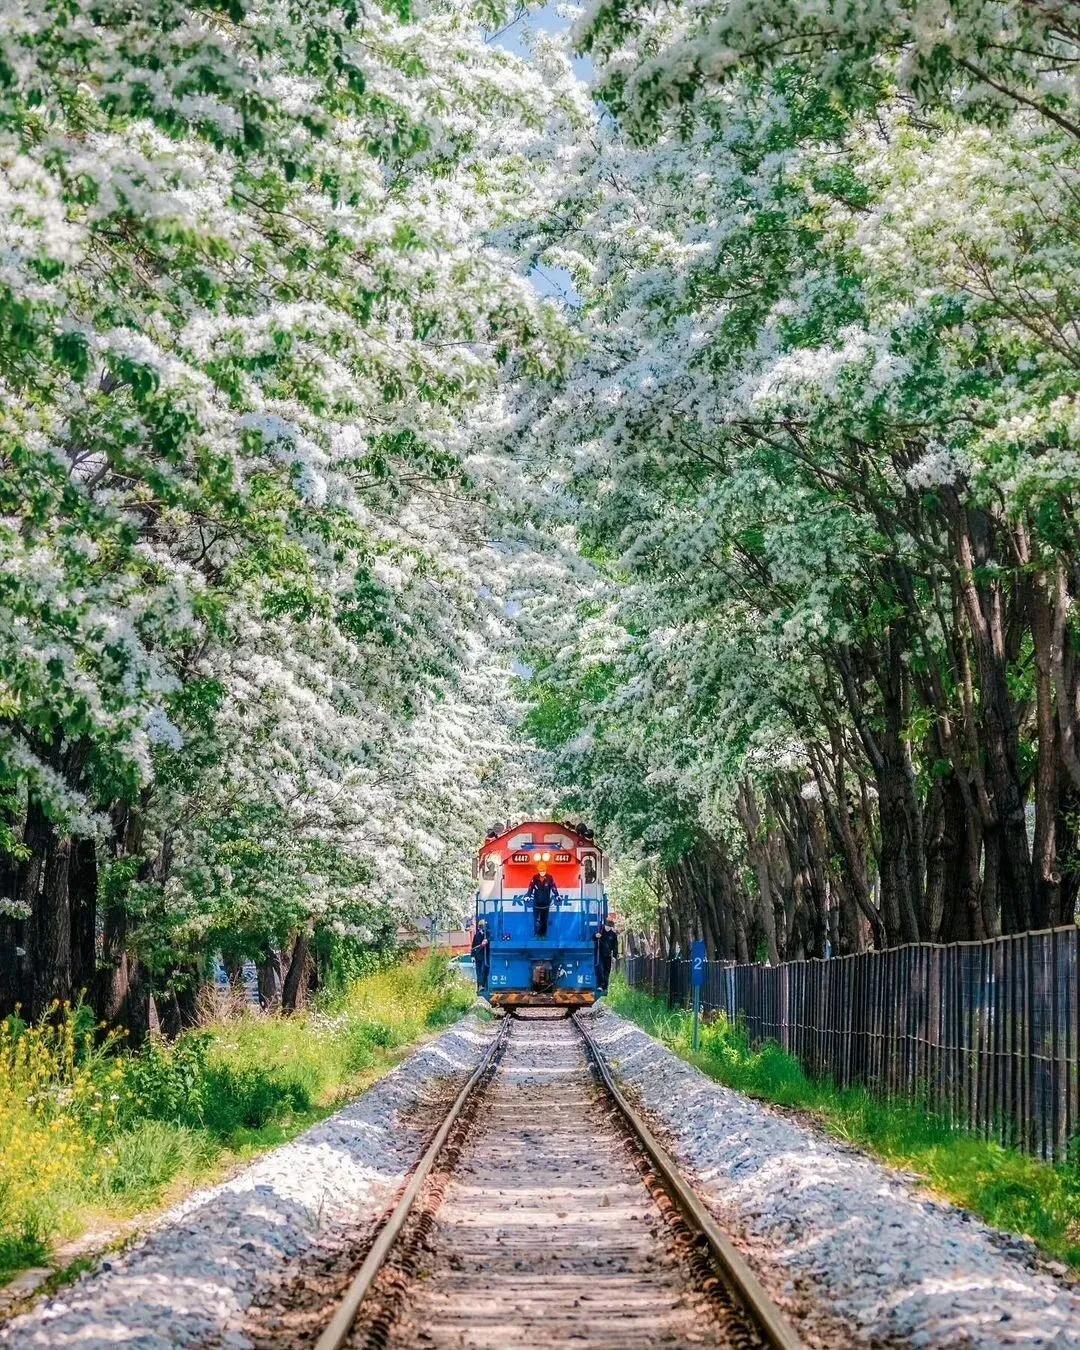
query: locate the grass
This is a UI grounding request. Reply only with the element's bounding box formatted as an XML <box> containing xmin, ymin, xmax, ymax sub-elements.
<box><xmin>0</xmin><ymin>955</ymin><xmax>473</xmax><ymax>1286</ymax></box>
<box><xmin>607</xmin><ymin>975</ymin><xmax>1080</xmax><ymax>1270</ymax></box>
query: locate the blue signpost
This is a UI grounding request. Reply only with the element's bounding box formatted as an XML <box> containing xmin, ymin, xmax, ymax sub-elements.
<box><xmin>691</xmin><ymin>939</ymin><xmax>706</xmax><ymax>1051</ymax></box>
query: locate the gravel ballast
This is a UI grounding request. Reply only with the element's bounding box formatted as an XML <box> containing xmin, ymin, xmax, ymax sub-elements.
<box><xmin>587</xmin><ymin>1007</ymin><xmax>1080</xmax><ymax>1347</ymax></box>
<box><xmin>0</xmin><ymin>1015</ymin><xmax>493</xmax><ymax>1350</ymax></box>
<box><xmin>382</xmin><ymin>1016</ymin><xmax>738</xmax><ymax>1350</ymax></box>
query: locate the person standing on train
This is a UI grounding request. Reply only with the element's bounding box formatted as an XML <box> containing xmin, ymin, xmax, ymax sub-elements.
<box><xmin>525</xmin><ymin>861</ymin><xmax>559</xmax><ymax>938</ymax></box>
<box><xmin>595</xmin><ymin>917</ymin><xmax>618</xmax><ymax>993</ymax></box>
<box><xmin>471</xmin><ymin>919</ymin><xmax>490</xmax><ymax>992</ymax></box>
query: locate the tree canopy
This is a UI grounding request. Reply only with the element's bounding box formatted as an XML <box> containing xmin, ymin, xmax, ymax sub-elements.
<box><xmin>0</xmin><ymin>0</ymin><xmax>578</xmax><ymax>1029</ymax></box>
<box><xmin>3</xmin><ymin>0</ymin><xmax>1080</xmax><ymax>1031</ymax></box>
<box><xmin>511</xmin><ymin>0</ymin><xmax>1080</xmax><ymax>961</ymax></box>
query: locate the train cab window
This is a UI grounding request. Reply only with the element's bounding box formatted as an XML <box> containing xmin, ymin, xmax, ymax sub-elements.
<box><xmin>481</xmin><ymin>855</ymin><xmax>499</xmax><ymax>880</ymax></box>
<box><xmin>583</xmin><ymin>855</ymin><xmax>597</xmax><ymax>884</ymax></box>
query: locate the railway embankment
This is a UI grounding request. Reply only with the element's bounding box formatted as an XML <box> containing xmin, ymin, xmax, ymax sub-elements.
<box><xmin>5</xmin><ymin>1004</ymin><xmax>1079</xmax><ymax>1348</ymax></box>
<box><xmin>0</xmin><ymin>960</ymin><xmax>475</xmax><ymax>1297</ymax></box>
<box><xmin>587</xmin><ymin>1007</ymin><xmax>1080</xmax><ymax>1347</ymax></box>
<box><xmin>0</xmin><ymin>1016</ymin><xmax>496</xmax><ymax>1349</ymax></box>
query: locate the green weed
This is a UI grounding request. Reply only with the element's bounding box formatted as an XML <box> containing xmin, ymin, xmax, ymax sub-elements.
<box><xmin>0</xmin><ymin>1234</ymin><xmax>48</xmax><ymax>1284</ymax></box>
<box><xmin>103</xmin><ymin>1121</ymin><xmax>208</xmax><ymax>1199</ymax></box>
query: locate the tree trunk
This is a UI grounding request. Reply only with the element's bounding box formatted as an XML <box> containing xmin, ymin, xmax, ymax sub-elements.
<box><xmin>875</xmin><ymin>767</ymin><xmax>906</xmax><ymax>945</ymax></box>
<box><xmin>981</xmin><ymin>826</ymin><xmax>1002</xmax><ymax>940</ymax></box>
<box><xmin>104</xmin><ymin>954</ymin><xmax>151</xmax><ymax>1048</ymax></box>
<box><xmin>862</xmin><ymin>633</ymin><xmax>922</xmax><ymax>945</ymax></box>
<box><xmin>256</xmin><ymin>951</ymin><xmax>281</xmax><ymax>1010</ymax></box>
<box><xmin>736</xmin><ymin>784</ymin><xmax>780</xmax><ymax>964</ymax></box>
<box><xmin>124</xmin><ymin>958</ymin><xmax>152</xmax><ymax>1047</ymax></box>
<box><xmin>281</xmin><ymin>930</ymin><xmax>312</xmax><ymax>1013</ymax></box>
<box><xmin>175</xmin><ymin>970</ymin><xmax>201</xmax><ymax>1029</ymax></box>
<box><xmin>926</xmin><ymin>770</ymin><xmax>979</xmax><ymax>941</ymax></box>
<box><xmin>686</xmin><ymin>845</ymin><xmax>723</xmax><ymax>960</ymax></box>
<box><xmin>658</xmin><ymin>903</ymin><xmax>673</xmax><ymax>962</ymax></box>
<box><xmin>794</xmin><ymin>795</ymin><xmax>830</xmax><ymax>958</ymax></box>
<box><xmin>666</xmin><ymin>861</ymin><xmax>694</xmax><ymax>957</ymax></box>
<box><xmin>1029</xmin><ymin>557</ymin><xmax>1061</xmax><ymax>927</ymax></box>
<box><xmin>923</xmin><ymin>773</ymin><xmax>947</xmax><ymax>940</ymax></box>
<box><xmin>69</xmin><ymin>837</ymin><xmax>98</xmax><ymax>1001</ymax></box>
<box><xmin>96</xmin><ymin>900</ymin><xmax>151</xmax><ymax>1046</ymax></box>
<box><xmin>94</xmin><ymin>800</ymin><xmax>149</xmax><ymax>1041</ymax></box>
<box><xmin>949</xmin><ymin>497</ymin><xmax>1034</xmax><ymax>932</ymax></box>
<box><xmin>0</xmin><ymin>830</ymin><xmax>23</xmax><ymax>1018</ymax></box>
<box><xmin>157</xmin><ymin>990</ymin><xmax>183</xmax><ymax>1039</ymax></box>
<box><xmin>155</xmin><ymin>961</ymin><xmax>202</xmax><ymax>1037</ymax></box>
<box><xmin>806</xmin><ymin>789</ymin><xmax>862</xmax><ymax>954</ymax></box>
<box><xmin>808</xmin><ymin>739</ymin><xmax>886</xmax><ymax>947</ymax></box>
<box><xmin>1057</xmin><ymin>779</ymin><xmax>1080</xmax><ymax>925</ymax></box>
<box><xmin>0</xmin><ymin>917</ymin><xmax>20</xmax><ymax>1019</ymax></box>
<box><xmin>28</xmin><ymin>827</ymin><xmax>71</xmax><ymax>1020</ymax></box>
<box><xmin>16</xmin><ymin>797</ymin><xmax>50</xmax><ymax>931</ymax></box>
<box><xmin>1050</xmin><ymin>562</ymin><xmax>1080</xmax><ymax>794</ymax></box>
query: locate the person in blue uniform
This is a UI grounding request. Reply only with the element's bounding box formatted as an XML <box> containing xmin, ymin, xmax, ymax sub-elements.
<box><xmin>525</xmin><ymin>861</ymin><xmax>559</xmax><ymax>938</ymax></box>
<box><xmin>595</xmin><ymin>918</ymin><xmax>618</xmax><ymax>993</ymax></box>
<box><xmin>470</xmin><ymin>919</ymin><xmax>490</xmax><ymax>992</ymax></box>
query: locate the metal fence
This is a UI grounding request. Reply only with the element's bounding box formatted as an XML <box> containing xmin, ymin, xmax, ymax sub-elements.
<box><xmin>624</xmin><ymin>925</ymin><xmax>1080</xmax><ymax>1161</ymax></box>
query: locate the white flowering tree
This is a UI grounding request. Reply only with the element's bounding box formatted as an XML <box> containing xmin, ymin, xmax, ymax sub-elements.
<box><xmin>0</xmin><ymin>0</ymin><xmax>581</xmax><ymax>1028</ymax></box>
<box><xmin>509</xmin><ymin>0</ymin><xmax>1080</xmax><ymax>958</ymax></box>
<box><xmin>8</xmin><ymin>0</ymin><xmax>1079</xmax><ymax>1016</ymax></box>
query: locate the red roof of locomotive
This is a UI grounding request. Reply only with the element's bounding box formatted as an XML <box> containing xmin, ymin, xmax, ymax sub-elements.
<box><xmin>478</xmin><ymin>821</ymin><xmax>600</xmax><ymax>856</ymax></box>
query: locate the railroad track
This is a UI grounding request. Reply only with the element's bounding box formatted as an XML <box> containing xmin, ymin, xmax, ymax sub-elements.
<box><xmin>313</xmin><ymin>1013</ymin><xmax>803</xmax><ymax>1350</ymax></box>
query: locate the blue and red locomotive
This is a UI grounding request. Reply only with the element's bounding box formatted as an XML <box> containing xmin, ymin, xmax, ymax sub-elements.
<box><xmin>473</xmin><ymin>820</ymin><xmax>608</xmax><ymax>1008</ymax></box>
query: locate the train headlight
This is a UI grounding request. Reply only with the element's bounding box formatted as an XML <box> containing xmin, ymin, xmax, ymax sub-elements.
<box><xmin>541</xmin><ymin>851</ymin><xmax>550</xmax><ymax>861</ymax></box>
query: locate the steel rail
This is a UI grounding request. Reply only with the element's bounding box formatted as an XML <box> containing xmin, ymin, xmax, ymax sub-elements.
<box><xmin>573</xmin><ymin>1014</ymin><xmax>804</xmax><ymax>1350</ymax></box>
<box><xmin>314</xmin><ymin>1016</ymin><xmax>511</xmax><ymax>1350</ymax></box>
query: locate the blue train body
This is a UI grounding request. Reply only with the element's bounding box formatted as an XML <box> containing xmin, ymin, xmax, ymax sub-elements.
<box><xmin>473</xmin><ymin>821</ymin><xmax>608</xmax><ymax>1008</ymax></box>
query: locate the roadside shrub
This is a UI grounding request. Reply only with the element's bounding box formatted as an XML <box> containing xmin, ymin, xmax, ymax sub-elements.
<box><xmin>425</xmin><ymin>999</ymin><xmax>465</xmax><ymax>1029</ymax></box>
<box><xmin>340</xmin><ymin>958</ymin><xmax>472</xmax><ymax>1042</ymax></box>
<box><xmin>0</xmin><ymin>956</ymin><xmax>473</xmax><ymax>1285</ymax></box>
<box><xmin>0</xmin><ymin>1003</ymin><xmax>129</xmax><ymax>1138</ymax></box>
<box><xmin>201</xmin><ymin>1062</ymin><xmax>312</xmax><ymax>1134</ymax></box>
<box><xmin>0</xmin><ymin>1226</ymin><xmax>49</xmax><ymax>1281</ymax></box>
<box><xmin>0</xmin><ymin>1108</ymin><xmax>89</xmax><ymax>1270</ymax></box>
<box><xmin>342</xmin><ymin>1032</ymin><xmax>375</xmax><ymax>1073</ymax></box>
<box><xmin>122</xmin><ymin>1035</ymin><xmax>210</xmax><ymax>1130</ymax></box>
<box><xmin>354</xmin><ymin>1018</ymin><xmax>395</xmax><ymax>1048</ymax></box>
<box><xmin>0</xmin><ymin>1004</ymin><xmax>125</xmax><ymax>1269</ymax></box>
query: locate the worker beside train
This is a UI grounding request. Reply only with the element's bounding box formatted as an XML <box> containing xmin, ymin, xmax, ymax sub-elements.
<box><xmin>594</xmin><ymin>917</ymin><xmax>618</xmax><ymax>994</ymax></box>
<box><xmin>525</xmin><ymin>860</ymin><xmax>559</xmax><ymax>938</ymax></box>
<box><xmin>471</xmin><ymin>919</ymin><xmax>490</xmax><ymax>993</ymax></box>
